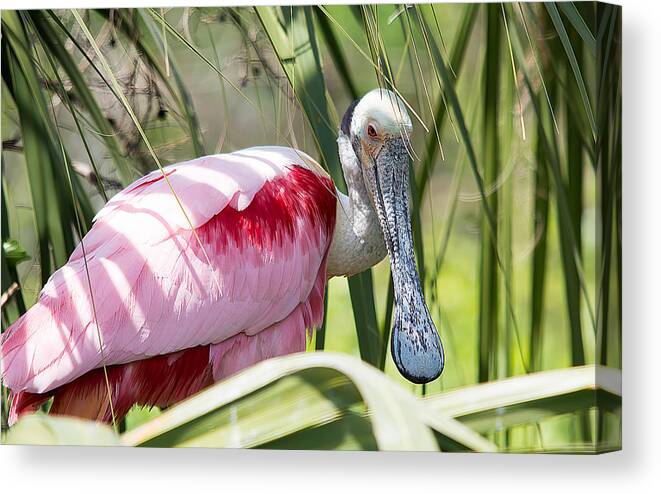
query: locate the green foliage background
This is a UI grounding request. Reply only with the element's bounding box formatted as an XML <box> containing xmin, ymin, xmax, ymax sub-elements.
<box><xmin>0</xmin><ymin>3</ymin><xmax>621</xmax><ymax>452</ymax></box>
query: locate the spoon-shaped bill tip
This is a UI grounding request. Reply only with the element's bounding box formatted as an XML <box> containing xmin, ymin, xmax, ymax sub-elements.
<box><xmin>391</xmin><ymin>296</ymin><xmax>444</xmax><ymax>384</ymax></box>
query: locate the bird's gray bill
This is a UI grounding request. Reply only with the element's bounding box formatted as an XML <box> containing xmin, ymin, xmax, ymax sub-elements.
<box><xmin>371</xmin><ymin>137</ymin><xmax>444</xmax><ymax>384</ymax></box>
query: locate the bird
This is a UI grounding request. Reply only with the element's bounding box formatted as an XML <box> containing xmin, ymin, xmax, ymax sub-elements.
<box><xmin>1</xmin><ymin>88</ymin><xmax>444</xmax><ymax>425</ymax></box>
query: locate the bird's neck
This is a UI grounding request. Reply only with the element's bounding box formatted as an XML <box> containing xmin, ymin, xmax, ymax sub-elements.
<box><xmin>326</xmin><ymin>136</ymin><xmax>387</xmax><ymax>278</ymax></box>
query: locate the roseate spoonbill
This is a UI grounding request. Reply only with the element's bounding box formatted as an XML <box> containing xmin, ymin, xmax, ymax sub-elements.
<box><xmin>1</xmin><ymin>88</ymin><xmax>443</xmax><ymax>425</ymax></box>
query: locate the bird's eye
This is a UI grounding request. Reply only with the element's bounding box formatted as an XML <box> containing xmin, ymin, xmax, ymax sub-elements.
<box><xmin>367</xmin><ymin>124</ymin><xmax>378</xmax><ymax>138</ymax></box>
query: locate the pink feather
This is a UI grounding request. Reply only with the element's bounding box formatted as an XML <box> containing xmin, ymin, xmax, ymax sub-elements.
<box><xmin>1</xmin><ymin>146</ymin><xmax>336</xmax><ymax>423</ymax></box>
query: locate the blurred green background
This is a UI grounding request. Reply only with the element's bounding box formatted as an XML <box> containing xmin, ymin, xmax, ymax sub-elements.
<box><xmin>1</xmin><ymin>3</ymin><xmax>621</xmax><ymax>452</ymax></box>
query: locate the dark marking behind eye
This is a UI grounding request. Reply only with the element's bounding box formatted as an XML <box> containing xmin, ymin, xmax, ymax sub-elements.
<box><xmin>341</xmin><ymin>98</ymin><xmax>360</xmax><ymax>136</ymax></box>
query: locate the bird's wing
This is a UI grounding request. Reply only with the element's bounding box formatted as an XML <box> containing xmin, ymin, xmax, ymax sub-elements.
<box><xmin>1</xmin><ymin>147</ymin><xmax>336</xmax><ymax>394</ymax></box>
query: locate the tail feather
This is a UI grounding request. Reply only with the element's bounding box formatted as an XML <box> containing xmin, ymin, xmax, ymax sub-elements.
<box><xmin>8</xmin><ymin>391</ymin><xmax>49</xmax><ymax>427</ymax></box>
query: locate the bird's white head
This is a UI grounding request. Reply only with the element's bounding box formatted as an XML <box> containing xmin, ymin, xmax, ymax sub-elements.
<box><xmin>338</xmin><ymin>88</ymin><xmax>444</xmax><ymax>385</ymax></box>
<box><xmin>348</xmin><ymin>88</ymin><xmax>413</xmax><ymax>155</ymax></box>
